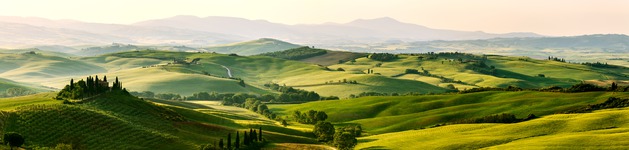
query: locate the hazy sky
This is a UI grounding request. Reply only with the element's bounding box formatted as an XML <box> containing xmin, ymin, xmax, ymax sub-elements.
<box><xmin>1</xmin><ymin>0</ymin><xmax>628</xmax><ymax>36</ymax></box>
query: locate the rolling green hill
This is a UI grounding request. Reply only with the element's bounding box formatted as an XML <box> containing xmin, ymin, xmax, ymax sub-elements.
<box><xmin>0</xmin><ymin>92</ymin><xmax>318</xmax><ymax>149</ymax></box>
<box><xmin>356</xmin><ymin>107</ymin><xmax>629</xmax><ymax>149</ymax></box>
<box><xmin>203</xmin><ymin>38</ymin><xmax>301</xmax><ymax>56</ymax></box>
<box><xmin>269</xmin><ymin>91</ymin><xmax>629</xmax><ymax>135</ymax></box>
<box><xmin>0</xmin><ymin>52</ymin><xmax>106</xmax><ymax>86</ymax></box>
<box><xmin>1</xmin><ymin>48</ymin><xmax>627</xmax><ymax>99</ymax></box>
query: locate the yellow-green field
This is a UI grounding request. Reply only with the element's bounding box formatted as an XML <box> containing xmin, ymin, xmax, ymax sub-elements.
<box><xmin>356</xmin><ymin>107</ymin><xmax>629</xmax><ymax>149</ymax></box>
<box><xmin>269</xmin><ymin>91</ymin><xmax>629</xmax><ymax>134</ymax></box>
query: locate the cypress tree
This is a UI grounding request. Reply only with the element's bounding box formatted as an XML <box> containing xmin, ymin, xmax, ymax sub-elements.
<box><xmin>95</xmin><ymin>75</ymin><xmax>100</xmax><ymax>92</ymax></box>
<box><xmin>227</xmin><ymin>133</ymin><xmax>232</xmax><ymax>150</ymax></box>
<box><xmin>103</xmin><ymin>75</ymin><xmax>107</xmax><ymax>82</ymax></box>
<box><xmin>259</xmin><ymin>127</ymin><xmax>262</xmax><ymax>141</ymax></box>
<box><xmin>249</xmin><ymin>128</ymin><xmax>253</xmax><ymax>142</ymax></box>
<box><xmin>252</xmin><ymin>130</ymin><xmax>258</xmax><ymax>142</ymax></box>
<box><xmin>235</xmin><ymin>132</ymin><xmax>240</xmax><ymax>149</ymax></box>
<box><xmin>244</xmin><ymin>131</ymin><xmax>249</xmax><ymax>145</ymax></box>
<box><xmin>219</xmin><ymin>139</ymin><xmax>224</xmax><ymax>149</ymax></box>
<box><xmin>70</xmin><ymin>79</ymin><xmax>74</xmax><ymax>90</ymax></box>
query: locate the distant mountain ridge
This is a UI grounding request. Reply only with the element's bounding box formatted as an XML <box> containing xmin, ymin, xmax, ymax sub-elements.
<box><xmin>136</xmin><ymin>15</ymin><xmax>543</xmax><ymax>43</ymax></box>
<box><xmin>0</xmin><ymin>15</ymin><xmax>542</xmax><ymax>47</ymax></box>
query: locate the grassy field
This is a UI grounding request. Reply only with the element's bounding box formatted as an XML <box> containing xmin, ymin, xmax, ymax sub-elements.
<box><xmin>298</xmin><ymin>50</ymin><xmax>367</xmax><ymax>66</ymax></box>
<box><xmin>0</xmin><ymin>53</ymin><xmax>107</xmax><ymax>87</ymax></box>
<box><xmin>0</xmin><ymin>92</ymin><xmax>60</xmax><ymax>111</ymax></box>
<box><xmin>203</xmin><ymin>38</ymin><xmax>301</xmax><ymax>56</ymax></box>
<box><xmin>269</xmin><ymin>91</ymin><xmax>629</xmax><ymax>135</ymax></box>
<box><xmin>356</xmin><ymin>107</ymin><xmax>629</xmax><ymax>149</ymax></box>
<box><xmin>2</xmin><ymin>49</ymin><xmax>627</xmax><ymax>99</ymax></box>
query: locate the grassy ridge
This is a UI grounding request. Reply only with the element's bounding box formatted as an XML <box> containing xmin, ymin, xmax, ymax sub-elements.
<box><xmin>356</xmin><ymin>107</ymin><xmax>629</xmax><ymax>149</ymax></box>
<box><xmin>0</xmin><ymin>53</ymin><xmax>106</xmax><ymax>87</ymax></box>
<box><xmin>269</xmin><ymin>91</ymin><xmax>629</xmax><ymax>134</ymax></box>
<box><xmin>204</xmin><ymin>38</ymin><xmax>301</xmax><ymax>56</ymax></box>
<box><xmin>0</xmin><ymin>93</ymin><xmax>318</xmax><ymax>149</ymax></box>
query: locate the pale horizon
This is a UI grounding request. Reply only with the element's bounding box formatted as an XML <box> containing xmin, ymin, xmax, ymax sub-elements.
<box><xmin>1</xmin><ymin>0</ymin><xmax>629</xmax><ymax>36</ymax></box>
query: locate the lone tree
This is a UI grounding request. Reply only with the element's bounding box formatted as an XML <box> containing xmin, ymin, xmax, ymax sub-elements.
<box><xmin>282</xmin><ymin>120</ymin><xmax>288</xmax><ymax>127</ymax></box>
<box><xmin>3</xmin><ymin>132</ymin><xmax>25</xmax><ymax>150</ymax></box>
<box><xmin>235</xmin><ymin>132</ymin><xmax>240</xmax><ymax>149</ymax></box>
<box><xmin>259</xmin><ymin>127</ymin><xmax>263</xmax><ymax>141</ymax></box>
<box><xmin>227</xmin><ymin>133</ymin><xmax>232</xmax><ymax>150</ymax></box>
<box><xmin>244</xmin><ymin>131</ymin><xmax>249</xmax><ymax>145</ymax></box>
<box><xmin>219</xmin><ymin>139</ymin><xmax>224</xmax><ymax>149</ymax></box>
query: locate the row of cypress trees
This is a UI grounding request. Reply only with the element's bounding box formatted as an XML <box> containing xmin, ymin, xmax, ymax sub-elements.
<box><xmin>201</xmin><ymin>127</ymin><xmax>264</xmax><ymax>150</ymax></box>
<box><xmin>56</xmin><ymin>75</ymin><xmax>124</xmax><ymax>99</ymax></box>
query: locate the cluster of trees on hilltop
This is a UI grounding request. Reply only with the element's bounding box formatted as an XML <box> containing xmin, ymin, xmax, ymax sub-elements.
<box><xmin>258</xmin><ymin>46</ymin><xmax>327</xmax><ymax>60</ymax></box>
<box><xmin>548</xmin><ymin>56</ymin><xmax>566</xmax><ymax>62</ymax></box>
<box><xmin>57</xmin><ymin>75</ymin><xmax>126</xmax><ymax>99</ymax></box>
<box><xmin>367</xmin><ymin>53</ymin><xmax>397</xmax><ymax>61</ymax></box>
<box><xmin>292</xmin><ymin>110</ymin><xmax>328</xmax><ymax>124</ymax></box>
<box><xmin>199</xmin><ymin>128</ymin><xmax>266</xmax><ymax>150</ymax></box>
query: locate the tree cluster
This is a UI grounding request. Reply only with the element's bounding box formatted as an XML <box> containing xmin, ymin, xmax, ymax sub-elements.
<box><xmin>292</xmin><ymin>110</ymin><xmax>328</xmax><ymax>124</ymax></box>
<box><xmin>333</xmin><ymin>126</ymin><xmax>360</xmax><ymax>150</ymax></box>
<box><xmin>464</xmin><ymin>61</ymin><xmax>496</xmax><ymax>75</ymax></box>
<box><xmin>367</xmin><ymin>53</ymin><xmax>397</xmax><ymax>61</ymax></box>
<box><xmin>565</xmin><ymin>97</ymin><xmax>629</xmax><ymax>113</ymax></box>
<box><xmin>452</xmin><ymin>113</ymin><xmax>536</xmax><ymax>124</ymax></box>
<box><xmin>155</xmin><ymin>93</ymin><xmax>183</xmax><ymax>100</ymax></box>
<box><xmin>243</xmin><ymin>98</ymin><xmax>276</xmax><ymax>120</ymax></box>
<box><xmin>264</xmin><ymin>83</ymin><xmax>321</xmax><ymax>102</ymax></box>
<box><xmin>57</xmin><ymin>75</ymin><xmax>126</xmax><ymax>100</ymax></box>
<box><xmin>548</xmin><ymin>56</ymin><xmax>566</xmax><ymax>62</ymax></box>
<box><xmin>258</xmin><ymin>46</ymin><xmax>327</xmax><ymax>60</ymax></box>
<box><xmin>312</xmin><ymin>122</ymin><xmax>360</xmax><ymax>150</ymax></box>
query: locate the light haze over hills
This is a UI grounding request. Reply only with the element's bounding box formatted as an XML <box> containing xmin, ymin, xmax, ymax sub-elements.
<box><xmin>0</xmin><ymin>15</ymin><xmax>541</xmax><ymax>47</ymax></box>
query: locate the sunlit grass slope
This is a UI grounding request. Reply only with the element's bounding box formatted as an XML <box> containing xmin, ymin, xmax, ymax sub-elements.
<box><xmin>0</xmin><ymin>92</ymin><xmax>317</xmax><ymax>149</ymax></box>
<box><xmin>0</xmin><ymin>92</ymin><xmax>60</xmax><ymax>111</ymax></box>
<box><xmin>328</xmin><ymin>54</ymin><xmax>629</xmax><ymax>90</ymax></box>
<box><xmin>0</xmin><ymin>53</ymin><xmax>106</xmax><ymax>85</ymax></box>
<box><xmin>0</xmin><ymin>77</ymin><xmax>52</xmax><ymax>93</ymax></box>
<box><xmin>269</xmin><ymin>91</ymin><xmax>629</xmax><ymax>134</ymax></box>
<box><xmin>204</xmin><ymin>38</ymin><xmax>301</xmax><ymax>56</ymax></box>
<box><xmin>356</xmin><ymin>107</ymin><xmax>629</xmax><ymax>150</ymax></box>
<box><xmin>1</xmin><ymin>93</ymin><xmax>192</xmax><ymax>149</ymax></box>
